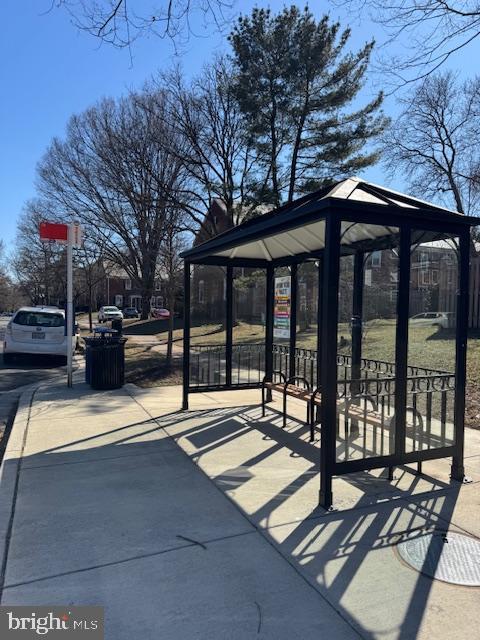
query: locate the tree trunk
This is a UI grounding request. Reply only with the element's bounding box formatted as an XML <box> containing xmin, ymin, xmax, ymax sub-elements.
<box><xmin>141</xmin><ymin>295</ymin><xmax>150</xmax><ymax>321</ymax></box>
<box><xmin>288</xmin><ymin>98</ymin><xmax>309</xmax><ymax>203</ymax></box>
<box><xmin>88</xmin><ymin>284</ymin><xmax>93</xmax><ymax>332</ymax></box>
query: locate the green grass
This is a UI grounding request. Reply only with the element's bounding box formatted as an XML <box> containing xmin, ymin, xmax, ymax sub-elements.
<box><xmin>127</xmin><ymin>318</ymin><xmax>480</xmax><ymax>427</ymax></box>
<box><xmin>124</xmin><ymin>343</ymin><xmax>182</xmax><ymax>387</ymax></box>
<box><xmin>170</xmin><ymin>319</ymin><xmax>480</xmax><ymax>383</ymax></box>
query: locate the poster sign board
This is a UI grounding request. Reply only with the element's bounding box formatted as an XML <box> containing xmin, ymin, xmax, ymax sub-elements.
<box><xmin>274</xmin><ymin>276</ymin><xmax>291</xmax><ymax>339</ymax></box>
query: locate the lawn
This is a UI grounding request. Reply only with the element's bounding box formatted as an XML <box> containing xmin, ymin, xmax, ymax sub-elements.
<box><xmin>124</xmin><ymin>343</ymin><xmax>182</xmax><ymax>388</ymax></box>
<box><xmin>164</xmin><ymin>319</ymin><xmax>477</xmax><ymax>378</ymax></box>
<box><xmin>121</xmin><ymin>318</ymin><xmax>480</xmax><ymax>427</ymax></box>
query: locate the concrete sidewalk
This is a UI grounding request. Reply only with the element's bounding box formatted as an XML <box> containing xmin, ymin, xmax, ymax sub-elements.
<box><xmin>0</xmin><ymin>381</ymin><xmax>359</xmax><ymax>639</ymax></box>
<box><xmin>131</xmin><ymin>385</ymin><xmax>480</xmax><ymax>640</ymax></box>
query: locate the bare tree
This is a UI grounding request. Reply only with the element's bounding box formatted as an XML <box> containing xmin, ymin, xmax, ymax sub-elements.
<box><xmin>0</xmin><ymin>241</ymin><xmax>24</xmax><ymax>312</ymax></box>
<box><xmin>333</xmin><ymin>0</ymin><xmax>480</xmax><ymax>85</ymax></box>
<box><xmin>37</xmin><ymin>91</ymin><xmax>186</xmax><ymax>319</ymax></box>
<box><xmin>55</xmin><ymin>0</ymin><xmax>234</xmax><ymax>49</ymax></box>
<box><xmin>158</xmin><ymin>215</ymin><xmax>188</xmax><ymax>365</ymax></box>
<box><xmin>383</xmin><ymin>72</ymin><xmax>480</xmax><ymax>215</ymax></box>
<box><xmin>159</xmin><ymin>58</ymin><xmax>258</xmax><ymax>237</ymax></box>
<box><xmin>74</xmin><ymin>235</ymin><xmax>111</xmax><ymax>331</ymax></box>
<box><xmin>13</xmin><ymin>200</ymin><xmax>66</xmax><ymax>306</ymax></box>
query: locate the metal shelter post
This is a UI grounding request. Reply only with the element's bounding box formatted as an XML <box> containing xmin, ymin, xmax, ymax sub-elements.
<box><xmin>265</xmin><ymin>264</ymin><xmax>274</xmax><ymax>401</ymax></box>
<box><xmin>319</xmin><ymin>216</ymin><xmax>341</xmax><ymax>510</ymax></box>
<box><xmin>289</xmin><ymin>263</ymin><xmax>298</xmax><ymax>380</ymax></box>
<box><xmin>316</xmin><ymin>258</ymin><xmax>323</xmax><ymax>421</ymax></box>
<box><xmin>226</xmin><ymin>266</ymin><xmax>233</xmax><ymax>387</ymax></box>
<box><xmin>452</xmin><ymin>230</ymin><xmax>470</xmax><ymax>480</ymax></box>
<box><xmin>66</xmin><ymin>223</ymin><xmax>73</xmax><ymax>388</ymax></box>
<box><xmin>393</xmin><ymin>227</ymin><xmax>411</xmax><ymax>467</ymax></box>
<box><xmin>182</xmin><ymin>261</ymin><xmax>191</xmax><ymax>410</ymax></box>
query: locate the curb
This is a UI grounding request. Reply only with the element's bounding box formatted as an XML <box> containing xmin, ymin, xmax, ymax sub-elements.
<box><xmin>0</xmin><ymin>385</ymin><xmax>38</xmax><ymax>598</ymax></box>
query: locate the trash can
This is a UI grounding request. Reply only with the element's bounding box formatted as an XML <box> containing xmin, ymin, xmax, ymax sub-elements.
<box><xmin>111</xmin><ymin>318</ymin><xmax>123</xmax><ymax>335</ymax></box>
<box><xmin>85</xmin><ymin>328</ymin><xmax>127</xmax><ymax>390</ymax></box>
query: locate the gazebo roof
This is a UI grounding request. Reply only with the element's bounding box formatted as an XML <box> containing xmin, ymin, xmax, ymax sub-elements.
<box><xmin>182</xmin><ymin>177</ymin><xmax>477</xmax><ymax>265</ymax></box>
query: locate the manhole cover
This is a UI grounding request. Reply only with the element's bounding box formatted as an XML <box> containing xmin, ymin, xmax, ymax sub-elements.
<box><xmin>396</xmin><ymin>532</ymin><xmax>480</xmax><ymax>586</ymax></box>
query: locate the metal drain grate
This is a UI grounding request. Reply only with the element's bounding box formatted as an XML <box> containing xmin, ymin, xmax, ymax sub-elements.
<box><xmin>396</xmin><ymin>531</ymin><xmax>480</xmax><ymax>586</ymax></box>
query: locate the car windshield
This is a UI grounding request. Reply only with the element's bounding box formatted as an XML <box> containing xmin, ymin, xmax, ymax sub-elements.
<box><xmin>104</xmin><ymin>307</ymin><xmax>119</xmax><ymax>312</ymax></box>
<box><xmin>14</xmin><ymin>311</ymin><xmax>64</xmax><ymax>328</ymax></box>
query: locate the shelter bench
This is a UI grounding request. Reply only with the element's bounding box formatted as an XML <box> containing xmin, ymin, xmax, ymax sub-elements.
<box><xmin>262</xmin><ymin>372</ymin><xmax>318</xmax><ymax>441</ymax></box>
<box><xmin>261</xmin><ymin>375</ymin><xmax>424</xmax><ymax>476</ymax></box>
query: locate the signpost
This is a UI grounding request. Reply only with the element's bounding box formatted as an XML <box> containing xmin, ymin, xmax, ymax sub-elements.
<box><xmin>39</xmin><ymin>221</ymin><xmax>82</xmax><ymax>387</ymax></box>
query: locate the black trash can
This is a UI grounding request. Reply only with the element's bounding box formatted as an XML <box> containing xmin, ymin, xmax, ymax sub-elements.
<box><xmin>111</xmin><ymin>318</ymin><xmax>123</xmax><ymax>335</ymax></box>
<box><xmin>85</xmin><ymin>330</ymin><xmax>127</xmax><ymax>390</ymax></box>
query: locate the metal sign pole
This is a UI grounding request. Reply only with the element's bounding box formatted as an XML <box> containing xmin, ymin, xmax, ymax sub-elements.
<box><xmin>67</xmin><ymin>223</ymin><xmax>73</xmax><ymax>387</ymax></box>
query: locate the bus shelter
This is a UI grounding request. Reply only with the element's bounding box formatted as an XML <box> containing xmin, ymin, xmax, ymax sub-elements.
<box><xmin>181</xmin><ymin>178</ymin><xmax>477</xmax><ymax>509</ymax></box>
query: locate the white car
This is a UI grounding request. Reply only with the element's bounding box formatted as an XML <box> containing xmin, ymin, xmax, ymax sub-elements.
<box><xmin>3</xmin><ymin>307</ymin><xmax>77</xmax><ymax>364</ymax></box>
<box><xmin>97</xmin><ymin>306</ymin><xmax>124</xmax><ymax>323</ymax></box>
<box><xmin>410</xmin><ymin>312</ymin><xmax>454</xmax><ymax>329</ymax></box>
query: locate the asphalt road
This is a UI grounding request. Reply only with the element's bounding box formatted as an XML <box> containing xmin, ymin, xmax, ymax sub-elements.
<box><xmin>0</xmin><ymin>317</ymin><xmax>69</xmax><ymax>448</ymax></box>
<box><xmin>0</xmin><ymin>317</ymin><xmax>66</xmax><ymax>392</ymax></box>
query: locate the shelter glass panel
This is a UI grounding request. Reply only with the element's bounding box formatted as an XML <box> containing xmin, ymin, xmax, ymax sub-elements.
<box><xmin>232</xmin><ymin>267</ymin><xmax>266</xmax><ymax>385</ymax></box>
<box><xmin>189</xmin><ymin>265</ymin><xmax>226</xmax><ymax>387</ymax></box>
<box><xmin>337</xmin><ymin>255</ymin><xmax>354</xmax><ymax>362</ymax></box>
<box><xmin>406</xmin><ymin>234</ymin><xmax>458</xmax><ymax>452</ymax></box>
<box><xmin>295</xmin><ymin>261</ymin><xmax>318</xmax><ymax>388</ymax></box>
<box><xmin>336</xmin><ymin>225</ymin><xmax>400</xmax><ymax>462</ymax></box>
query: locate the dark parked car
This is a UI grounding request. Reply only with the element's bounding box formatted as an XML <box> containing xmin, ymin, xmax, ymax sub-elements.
<box><xmin>123</xmin><ymin>307</ymin><xmax>139</xmax><ymax>319</ymax></box>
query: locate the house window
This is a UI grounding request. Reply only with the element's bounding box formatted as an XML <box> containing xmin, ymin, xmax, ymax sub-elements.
<box><xmin>115</xmin><ymin>294</ymin><xmax>123</xmax><ymax>307</ymax></box>
<box><xmin>421</xmin><ymin>270</ymin><xmax>430</xmax><ymax>285</ymax></box>
<box><xmin>371</xmin><ymin>251</ymin><xmax>381</xmax><ymax>267</ymax></box>
<box><xmin>420</xmin><ymin>252</ymin><xmax>429</xmax><ymax>268</ymax></box>
<box><xmin>125</xmin><ymin>278</ymin><xmax>132</xmax><ymax>290</ymax></box>
<box><xmin>431</xmin><ymin>270</ymin><xmax>439</xmax><ymax>285</ymax></box>
<box><xmin>198</xmin><ymin>280</ymin><xmax>205</xmax><ymax>304</ymax></box>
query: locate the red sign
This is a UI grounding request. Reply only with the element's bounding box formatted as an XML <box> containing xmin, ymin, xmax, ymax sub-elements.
<box><xmin>39</xmin><ymin>222</ymin><xmax>68</xmax><ymax>243</ymax></box>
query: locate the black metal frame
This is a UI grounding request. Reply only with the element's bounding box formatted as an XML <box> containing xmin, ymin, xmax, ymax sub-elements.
<box><xmin>181</xmin><ymin>189</ymin><xmax>476</xmax><ymax>510</ymax></box>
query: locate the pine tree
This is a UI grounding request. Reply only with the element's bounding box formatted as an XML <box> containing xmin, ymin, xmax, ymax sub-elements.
<box><xmin>229</xmin><ymin>6</ymin><xmax>389</xmax><ymax>205</ymax></box>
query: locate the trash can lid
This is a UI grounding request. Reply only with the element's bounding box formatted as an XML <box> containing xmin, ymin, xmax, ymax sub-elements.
<box><xmin>93</xmin><ymin>327</ymin><xmax>118</xmax><ymax>335</ymax></box>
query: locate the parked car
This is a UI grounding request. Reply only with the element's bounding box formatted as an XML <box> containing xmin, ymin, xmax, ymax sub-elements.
<box><xmin>97</xmin><ymin>306</ymin><xmax>124</xmax><ymax>323</ymax></box>
<box><xmin>3</xmin><ymin>307</ymin><xmax>77</xmax><ymax>364</ymax></box>
<box><xmin>123</xmin><ymin>307</ymin><xmax>139</xmax><ymax>319</ymax></box>
<box><xmin>150</xmin><ymin>308</ymin><xmax>170</xmax><ymax>319</ymax></box>
<box><xmin>410</xmin><ymin>312</ymin><xmax>454</xmax><ymax>329</ymax></box>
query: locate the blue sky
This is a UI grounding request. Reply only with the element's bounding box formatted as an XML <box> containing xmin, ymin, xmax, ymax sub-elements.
<box><xmin>1</xmin><ymin>0</ymin><xmax>479</xmax><ymax>255</ymax></box>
